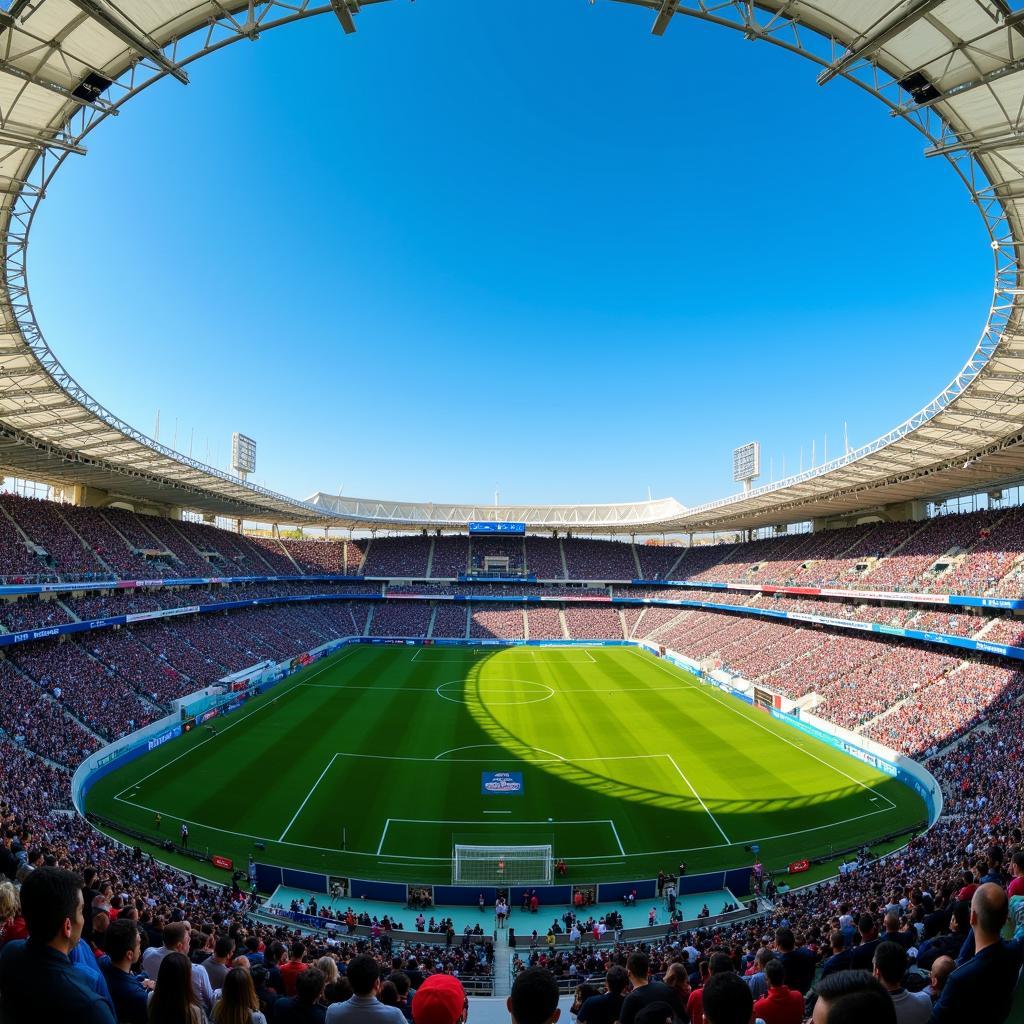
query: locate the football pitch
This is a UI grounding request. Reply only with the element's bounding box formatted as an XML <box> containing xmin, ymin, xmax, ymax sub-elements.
<box><xmin>88</xmin><ymin>645</ymin><xmax>927</xmax><ymax>885</ymax></box>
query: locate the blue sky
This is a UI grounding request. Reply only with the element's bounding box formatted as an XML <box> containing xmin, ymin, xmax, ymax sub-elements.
<box><xmin>30</xmin><ymin>0</ymin><xmax>990</xmax><ymax>511</ymax></box>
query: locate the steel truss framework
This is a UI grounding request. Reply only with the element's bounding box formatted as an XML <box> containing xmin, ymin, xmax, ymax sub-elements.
<box><xmin>0</xmin><ymin>1</ymin><xmax>1023</xmax><ymax>532</ymax></box>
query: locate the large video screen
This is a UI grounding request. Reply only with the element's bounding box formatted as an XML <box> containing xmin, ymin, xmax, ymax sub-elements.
<box><xmin>468</xmin><ymin>522</ymin><xmax>526</xmax><ymax>535</ymax></box>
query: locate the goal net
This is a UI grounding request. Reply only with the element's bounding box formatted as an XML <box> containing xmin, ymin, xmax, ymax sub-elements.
<box><xmin>452</xmin><ymin>843</ymin><xmax>554</xmax><ymax>885</ymax></box>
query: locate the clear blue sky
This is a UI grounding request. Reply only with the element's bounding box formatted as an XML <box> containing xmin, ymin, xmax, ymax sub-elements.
<box><xmin>30</xmin><ymin>0</ymin><xmax>989</xmax><ymax>510</ymax></box>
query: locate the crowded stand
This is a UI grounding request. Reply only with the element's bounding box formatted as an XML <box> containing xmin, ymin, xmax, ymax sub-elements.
<box><xmin>0</xmin><ymin>509</ymin><xmax>1023</xmax><ymax>1021</ymax></box>
<box><xmin>813</xmin><ymin>645</ymin><xmax>959</xmax><ymax>730</ymax></box>
<box><xmin>863</xmin><ymin>658</ymin><xmax>1024</xmax><ymax>756</ymax></box>
<box><xmin>429</xmin><ymin>536</ymin><xmax>470</xmax><ymax>578</ymax></box>
<box><xmin>432</xmin><ymin>604</ymin><xmax>469</xmax><ymax>638</ymax></box>
<box><xmin>8</xmin><ymin>639</ymin><xmax>155</xmax><ymax>741</ymax></box>
<box><xmin>469</xmin><ymin>537</ymin><xmax>525</xmax><ymax>575</ymax></box>
<box><xmin>276</xmin><ymin>537</ymin><xmax>352</xmax><ymax>574</ymax></box>
<box><xmin>0</xmin><ymin>504</ymin><xmax>59</xmax><ymax>580</ymax></box>
<box><xmin>562</xmin><ymin>538</ymin><xmax>637</xmax><ymax>580</ymax></box>
<box><xmin>0</xmin><ymin>596</ymin><xmax>74</xmax><ymax>632</ymax></box>
<box><xmin>634</xmin><ymin>543</ymin><xmax>684</xmax><ymax>580</ymax></box>
<box><xmin>369</xmin><ymin>602</ymin><xmax>433</xmax><ymax>637</ymax></box>
<box><xmin>524</xmin><ymin>607</ymin><xmax>564</xmax><ymax>640</ymax></box>
<box><xmin>362</xmin><ymin>536</ymin><xmax>431</xmax><ymax>578</ymax></box>
<box><xmin>563</xmin><ymin>606</ymin><xmax>623</xmax><ymax>640</ymax></box>
<box><xmin>469</xmin><ymin>607</ymin><xmax>526</xmax><ymax>640</ymax></box>
<box><xmin>523</xmin><ymin>536</ymin><xmax>565</xmax><ymax>579</ymax></box>
<box><xmin>0</xmin><ymin>659</ymin><xmax>100</xmax><ymax>766</ymax></box>
<box><xmin>0</xmin><ymin>492</ymin><xmax>107</xmax><ymax>577</ymax></box>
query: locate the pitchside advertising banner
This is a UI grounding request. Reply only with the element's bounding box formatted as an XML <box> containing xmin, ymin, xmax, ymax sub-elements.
<box><xmin>481</xmin><ymin>771</ymin><xmax>524</xmax><ymax>795</ymax></box>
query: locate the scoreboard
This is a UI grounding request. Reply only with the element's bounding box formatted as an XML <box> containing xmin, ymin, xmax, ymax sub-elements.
<box><xmin>468</xmin><ymin>522</ymin><xmax>526</xmax><ymax>536</ymax></box>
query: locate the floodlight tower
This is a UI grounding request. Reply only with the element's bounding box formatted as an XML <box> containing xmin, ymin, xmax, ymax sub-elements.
<box><xmin>231</xmin><ymin>432</ymin><xmax>257</xmax><ymax>483</ymax></box>
<box><xmin>732</xmin><ymin>442</ymin><xmax>761</xmax><ymax>495</ymax></box>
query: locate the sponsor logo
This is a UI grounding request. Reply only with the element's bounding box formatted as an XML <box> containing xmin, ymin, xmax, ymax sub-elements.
<box><xmin>481</xmin><ymin>771</ymin><xmax>524</xmax><ymax>795</ymax></box>
<box><xmin>976</xmin><ymin>641</ymin><xmax>1009</xmax><ymax>655</ymax></box>
<box><xmin>210</xmin><ymin>855</ymin><xmax>233</xmax><ymax>870</ymax></box>
<box><xmin>147</xmin><ymin>727</ymin><xmax>181</xmax><ymax>751</ymax></box>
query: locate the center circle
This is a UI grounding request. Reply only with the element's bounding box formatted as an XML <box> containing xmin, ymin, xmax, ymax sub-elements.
<box><xmin>435</xmin><ymin>678</ymin><xmax>555</xmax><ymax>706</ymax></box>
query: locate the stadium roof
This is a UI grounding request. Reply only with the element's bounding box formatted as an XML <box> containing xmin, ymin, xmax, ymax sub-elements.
<box><xmin>1</xmin><ymin>0</ymin><xmax>1024</xmax><ymax>533</ymax></box>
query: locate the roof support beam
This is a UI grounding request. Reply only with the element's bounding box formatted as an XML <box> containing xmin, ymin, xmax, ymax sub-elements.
<box><xmin>651</xmin><ymin>0</ymin><xmax>676</xmax><ymax>37</ymax></box>
<box><xmin>818</xmin><ymin>0</ymin><xmax>948</xmax><ymax>86</ymax></box>
<box><xmin>0</xmin><ymin>126</ymin><xmax>86</xmax><ymax>155</ymax></box>
<box><xmin>330</xmin><ymin>0</ymin><xmax>358</xmax><ymax>34</ymax></box>
<box><xmin>925</xmin><ymin>127</ymin><xmax>1024</xmax><ymax>158</ymax></box>
<box><xmin>65</xmin><ymin>0</ymin><xmax>189</xmax><ymax>85</ymax></box>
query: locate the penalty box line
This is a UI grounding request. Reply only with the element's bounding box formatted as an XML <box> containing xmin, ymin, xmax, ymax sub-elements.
<box><xmin>376</xmin><ymin>818</ymin><xmax>625</xmax><ymax>857</ymax></box>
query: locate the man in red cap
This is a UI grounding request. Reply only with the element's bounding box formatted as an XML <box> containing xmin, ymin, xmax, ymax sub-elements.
<box><xmin>411</xmin><ymin>974</ymin><xmax>468</xmax><ymax>1024</ymax></box>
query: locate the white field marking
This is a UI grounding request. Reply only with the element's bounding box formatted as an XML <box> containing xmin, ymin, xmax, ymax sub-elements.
<box><xmin>664</xmin><ymin>754</ymin><xmax>732</xmax><ymax>844</ymax></box>
<box><xmin>329</xmin><ymin>751</ymin><xmax>666</xmax><ymax>765</ymax></box>
<box><xmin>111</xmin><ymin>794</ymin><xmax>893</xmax><ymax>862</ymax></box>
<box><xmin>376</xmin><ymin>817</ymin><xmax>623</xmax><ymax>858</ymax></box>
<box><xmin>278</xmin><ymin>754</ymin><xmax>340</xmax><ymax>842</ymax></box>
<box><xmin>114</xmin><ymin>672</ymin><xmax>313</xmax><ymax>800</ymax></box>
<box><xmin>608</xmin><ymin>819</ymin><xmax>626</xmax><ymax>855</ymax></box>
<box><xmin>300</xmin><ymin>681</ymin><xmax>693</xmax><ymax>695</ymax></box>
<box><xmin>634</xmin><ymin>649</ymin><xmax>897</xmax><ymax>811</ymax></box>
<box><xmin>406</xmin><ymin>650</ymin><xmax>599</xmax><ymax>664</ymax></box>
<box><xmin>113</xmin><ymin>795</ymin><xmax>448</xmax><ymax>860</ymax></box>
<box><xmin>484</xmin><ymin>811</ymin><xmax>512</xmax><ymax>815</ymax></box>
<box><xmin>433</xmin><ymin>744</ymin><xmax>566</xmax><ymax>761</ymax></box>
<box><xmin>376</xmin><ymin>819</ymin><xmax>392</xmax><ymax>856</ymax></box>
<box><xmin>435</xmin><ymin>679</ymin><xmax>554</xmax><ymax>706</ymax></box>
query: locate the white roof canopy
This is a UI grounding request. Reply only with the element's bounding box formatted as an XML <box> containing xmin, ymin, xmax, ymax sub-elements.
<box><xmin>0</xmin><ymin>0</ymin><xmax>1022</xmax><ymax>532</ymax></box>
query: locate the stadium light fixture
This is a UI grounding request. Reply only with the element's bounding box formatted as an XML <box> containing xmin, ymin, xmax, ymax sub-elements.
<box><xmin>66</xmin><ymin>0</ymin><xmax>189</xmax><ymax>85</ymax></box>
<box><xmin>817</xmin><ymin>0</ymin><xmax>947</xmax><ymax>86</ymax></box>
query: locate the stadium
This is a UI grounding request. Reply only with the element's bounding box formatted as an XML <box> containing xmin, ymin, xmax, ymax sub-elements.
<box><xmin>0</xmin><ymin>1</ymin><xmax>1022</xmax><ymax>1022</ymax></box>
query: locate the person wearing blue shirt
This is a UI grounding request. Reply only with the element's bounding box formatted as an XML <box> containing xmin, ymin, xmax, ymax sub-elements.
<box><xmin>100</xmin><ymin>918</ymin><xmax>152</xmax><ymax>1024</ymax></box>
<box><xmin>929</xmin><ymin>883</ymin><xmax>1024</xmax><ymax>1023</ymax></box>
<box><xmin>0</xmin><ymin>866</ymin><xmax>116</xmax><ymax>1024</ymax></box>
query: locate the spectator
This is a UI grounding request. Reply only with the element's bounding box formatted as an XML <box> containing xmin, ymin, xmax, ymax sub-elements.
<box><xmin>0</xmin><ymin>866</ymin><xmax>115</xmax><ymax>1023</ymax></box>
<box><xmin>324</xmin><ymin>954</ymin><xmax>405</xmax><ymax>1024</ymax></box>
<box><xmin>274</xmin><ymin>967</ymin><xmax>326</xmax><ymax>1024</ymax></box>
<box><xmin>929</xmin><ymin>884</ymin><xmax>1024</xmax><ymax>1023</ymax></box>
<box><xmin>753</xmin><ymin>959</ymin><xmax>803</xmax><ymax>1024</ymax></box>
<box><xmin>702</xmin><ymin>971</ymin><xmax>755</xmax><ymax>1024</ymax></box>
<box><xmin>928</xmin><ymin>957</ymin><xmax>955</xmax><ymax>1003</ymax></box>
<box><xmin>205</xmin><ymin>935</ymin><xmax>236</xmax><ymax>991</ymax></box>
<box><xmin>142</xmin><ymin>922</ymin><xmax>190</xmax><ymax>979</ymax></box>
<box><xmin>214</xmin><ymin>965</ymin><xmax>268</xmax><ymax>1024</ymax></box>
<box><xmin>775</xmin><ymin>927</ymin><xmax>816</xmax><ymax>994</ymax></box>
<box><xmin>279</xmin><ymin>941</ymin><xmax>309</xmax><ymax>997</ymax></box>
<box><xmin>618</xmin><ymin>952</ymin><xmax>687</xmax><ymax>1024</ymax></box>
<box><xmin>508</xmin><ymin>967</ymin><xmax>561</xmax><ymax>1024</ymax></box>
<box><xmin>149</xmin><ymin>951</ymin><xmax>205</xmax><ymax>1024</ymax></box>
<box><xmin>576</xmin><ymin>965</ymin><xmax>629</xmax><ymax>1024</ymax></box>
<box><xmin>101</xmin><ymin>918</ymin><xmax>152</xmax><ymax>1024</ymax></box>
<box><xmin>409</xmin><ymin>974</ymin><xmax>467</xmax><ymax>1024</ymax></box>
<box><xmin>809</xmin><ymin>971</ymin><xmax>896</xmax><ymax>1024</ymax></box>
<box><xmin>688</xmin><ymin>953</ymin><xmax>734</xmax><ymax>1024</ymax></box>
<box><xmin>820</xmin><ymin>932</ymin><xmax>853</xmax><ymax>978</ymax></box>
<box><xmin>0</xmin><ymin>880</ymin><xmax>27</xmax><ymax>945</ymax></box>
<box><xmin>850</xmin><ymin>916</ymin><xmax>883</xmax><ymax>972</ymax></box>
<box><xmin>871</xmin><ymin>942</ymin><xmax>930</xmax><ymax>1024</ymax></box>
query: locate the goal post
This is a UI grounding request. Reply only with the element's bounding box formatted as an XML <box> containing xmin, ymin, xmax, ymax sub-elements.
<box><xmin>452</xmin><ymin>842</ymin><xmax>554</xmax><ymax>885</ymax></box>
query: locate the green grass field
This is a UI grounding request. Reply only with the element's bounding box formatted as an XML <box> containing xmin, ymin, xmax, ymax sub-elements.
<box><xmin>87</xmin><ymin>645</ymin><xmax>927</xmax><ymax>885</ymax></box>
